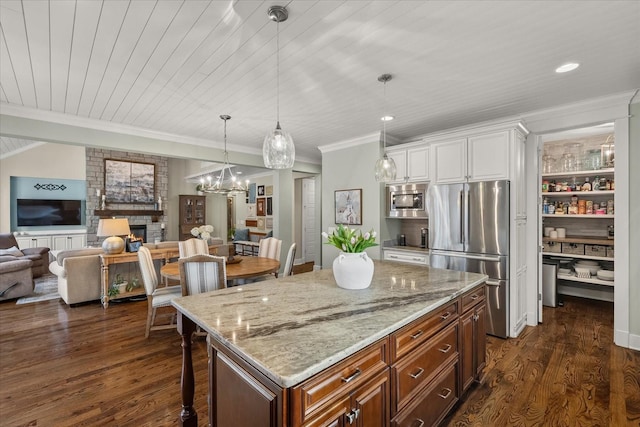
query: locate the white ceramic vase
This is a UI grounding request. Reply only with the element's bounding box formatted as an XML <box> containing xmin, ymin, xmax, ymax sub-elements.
<box><xmin>332</xmin><ymin>252</ymin><xmax>374</xmax><ymax>290</ymax></box>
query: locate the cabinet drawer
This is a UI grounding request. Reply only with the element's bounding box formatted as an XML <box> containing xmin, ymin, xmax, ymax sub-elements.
<box><xmin>391</xmin><ymin>301</ymin><xmax>458</xmax><ymax>362</ymax></box>
<box><xmin>291</xmin><ymin>338</ymin><xmax>388</xmax><ymax>425</ymax></box>
<box><xmin>392</xmin><ymin>322</ymin><xmax>458</xmax><ymax>414</ymax></box>
<box><xmin>383</xmin><ymin>250</ymin><xmax>429</xmax><ymax>266</ymax></box>
<box><xmin>461</xmin><ymin>284</ymin><xmax>486</xmax><ymax>313</ymax></box>
<box><xmin>391</xmin><ymin>361</ymin><xmax>458</xmax><ymax>427</ymax></box>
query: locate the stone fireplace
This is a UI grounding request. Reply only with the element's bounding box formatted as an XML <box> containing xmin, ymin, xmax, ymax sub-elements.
<box><xmin>85</xmin><ymin>148</ymin><xmax>168</xmax><ymax>247</ymax></box>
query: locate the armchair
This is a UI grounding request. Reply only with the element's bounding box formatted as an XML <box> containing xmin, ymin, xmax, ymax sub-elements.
<box><xmin>0</xmin><ymin>233</ymin><xmax>50</xmax><ymax>278</ymax></box>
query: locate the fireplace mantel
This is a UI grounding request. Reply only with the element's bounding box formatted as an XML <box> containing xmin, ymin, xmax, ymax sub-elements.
<box><xmin>93</xmin><ymin>210</ymin><xmax>164</xmax><ymax>222</ymax></box>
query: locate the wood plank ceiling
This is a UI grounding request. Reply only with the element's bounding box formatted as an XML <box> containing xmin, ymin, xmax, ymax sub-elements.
<box><xmin>1</xmin><ymin>0</ymin><xmax>639</xmax><ymax>162</ymax></box>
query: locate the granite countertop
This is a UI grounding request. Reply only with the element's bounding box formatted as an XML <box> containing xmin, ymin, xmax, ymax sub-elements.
<box><xmin>172</xmin><ymin>261</ymin><xmax>487</xmax><ymax>388</ymax></box>
<box><xmin>383</xmin><ymin>245</ymin><xmax>430</xmax><ymax>254</ymax></box>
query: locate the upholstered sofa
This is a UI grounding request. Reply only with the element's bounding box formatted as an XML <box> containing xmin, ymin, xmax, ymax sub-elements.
<box><xmin>0</xmin><ymin>259</ymin><xmax>34</xmax><ymax>301</ymax></box>
<box><xmin>0</xmin><ymin>233</ymin><xmax>50</xmax><ymax>278</ymax></box>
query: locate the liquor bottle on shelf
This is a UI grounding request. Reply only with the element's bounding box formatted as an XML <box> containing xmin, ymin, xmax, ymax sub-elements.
<box><xmin>593</xmin><ymin>176</ymin><xmax>600</xmax><ymax>191</ymax></box>
<box><xmin>582</xmin><ymin>177</ymin><xmax>592</xmax><ymax>191</ymax></box>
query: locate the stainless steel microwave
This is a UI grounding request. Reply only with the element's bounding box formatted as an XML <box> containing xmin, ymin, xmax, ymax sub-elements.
<box><xmin>387</xmin><ymin>183</ymin><xmax>428</xmax><ymax>218</ymax></box>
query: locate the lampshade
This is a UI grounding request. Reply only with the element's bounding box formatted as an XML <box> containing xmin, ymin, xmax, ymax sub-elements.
<box><xmin>263</xmin><ymin>5</ymin><xmax>295</xmax><ymax>169</ymax></box>
<box><xmin>97</xmin><ymin>218</ymin><xmax>131</xmax><ymax>254</ymax></box>
<box><xmin>374</xmin><ymin>73</ymin><xmax>397</xmax><ymax>182</ymax></box>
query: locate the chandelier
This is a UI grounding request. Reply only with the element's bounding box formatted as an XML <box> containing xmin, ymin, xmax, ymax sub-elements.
<box><xmin>262</xmin><ymin>5</ymin><xmax>295</xmax><ymax>169</ymax></box>
<box><xmin>199</xmin><ymin>115</ymin><xmax>249</xmax><ymax>194</ymax></box>
<box><xmin>374</xmin><ymin>73</ymin><xmax>397</xmax><ymax>182</ymax></box>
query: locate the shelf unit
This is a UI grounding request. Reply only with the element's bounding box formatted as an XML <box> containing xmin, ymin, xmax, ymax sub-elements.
<box><xmin>541</xmin><ymin>150</ymin><xmax>614</xmax><ymax>298</ymax></box>
<box><xmin>178</xmin><ymin>195</ymin><xmax>206</xmax><ymax>241</ymax></box>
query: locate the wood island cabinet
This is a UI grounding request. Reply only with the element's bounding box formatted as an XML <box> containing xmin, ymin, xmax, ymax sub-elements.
<box><xmin>460</xmin><ymin>285</ymin><xmax>487</xmax><ymax>394</ymax></box>
<box><xmin>200</xmin><ymin>283</ymin><xmax>486</xmax><ymax>427</ymax></box>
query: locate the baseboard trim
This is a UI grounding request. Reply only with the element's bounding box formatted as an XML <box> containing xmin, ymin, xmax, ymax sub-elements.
<box><xmin>629</xmin><ymin>333</ymin><xmax>640</xmax><ymax>351</ymax></box>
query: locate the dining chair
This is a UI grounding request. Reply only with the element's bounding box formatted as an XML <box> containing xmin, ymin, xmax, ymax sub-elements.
<box><xmin>258</xmin><ymin>237</ymin><xmax>282</xmax><ymax>262</ymax></box>
<box><xmin>178</xmin><ymin>254</ymin><xmax>227</xmax><ymax>296</ymax></box>
<box><xmin>138</xmin><ymin>246</ymin><xmax>182</xmax><ymax>338</ymax></box>
<box><xmin>282</xmin><ymin>243</ymin><xmax>296</xmax><ymax>277</ymax></box>
<box><xmin>178</xmin><ymin>238</ymin><xmax>209</xmax><ymax>258</ymax></box>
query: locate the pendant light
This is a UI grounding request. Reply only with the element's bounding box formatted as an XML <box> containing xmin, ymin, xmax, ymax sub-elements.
<box><xmin>200</xmin><ymin>115</ymin><xmax>249</xmax><ymax>194</ymax></box>
<box><xmin>374</xmin><ymin>74</ymin><xmax>397</xmax><ymax>182</ymax></box>
<box><xmin>263</xmin><ymin>5</ymin><xmax>295</xmax><ymax>169</ymax></box>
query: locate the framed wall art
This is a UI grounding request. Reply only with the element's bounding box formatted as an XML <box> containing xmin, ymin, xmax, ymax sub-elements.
<box><xmin>248</xmin><ymin>183</ymin><xmax>257</xmax><ymax>203</ymax></box>
<box><xmin>105</xmin><ymin>159</ymin><xmax>155</xmax><ymax>203</ymax></box>
<box><xmin>334</xmin><ymin>189</ymin><xmax>362</xmax><ymax>225</ymax></box>
<box><xmin>257</xmin><ymin>198</ymin><xmax>266</xmax><ymax>216</ymax></box>
<box><xmin>266</xmin><ymin>197</ymin><xmax>273</xmax><ymax>215</ymax></box>
<box><xmin>265</xmin><ymin>185</ymin><xmax>273</xmax><ymax>196</ymax></box>
<box><xmin>257</xmin><ymin>185</ymin><xmax>265</xmax><ymax>197</ymax></box>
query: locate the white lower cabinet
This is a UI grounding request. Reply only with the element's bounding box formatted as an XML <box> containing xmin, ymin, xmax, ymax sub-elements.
<box><xmin>52</xmin><ymin>234</ymin><xmax>87</xmax><ymax>250</ymax></box>
<box><xmin>383</xmin><ymin>249</ymin><xmax>429</xmax><ymax>266</ymax></box>
<box><xmin>15</xmin><ymin>233</ymin><xmax>87</xmax><ymax>250</ymax></box>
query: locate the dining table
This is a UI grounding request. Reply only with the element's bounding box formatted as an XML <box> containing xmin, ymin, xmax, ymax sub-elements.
<box><xmin>160</xmin><ymin>256</ymin><xmax>281</xmax><ymax>283</ymax></box>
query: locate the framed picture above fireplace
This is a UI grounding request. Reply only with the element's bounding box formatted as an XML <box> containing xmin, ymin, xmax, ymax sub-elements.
<box><xmin>105</xmin><ymin>159</ymin><xmax>155</xmax><ymax>204</ymax></box>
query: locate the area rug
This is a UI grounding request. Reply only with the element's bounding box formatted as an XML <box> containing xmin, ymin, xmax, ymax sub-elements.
<box><xmin>16</xmin><ymin>274</ymin><xmax>60</xmax><ymax>305</ymax></box>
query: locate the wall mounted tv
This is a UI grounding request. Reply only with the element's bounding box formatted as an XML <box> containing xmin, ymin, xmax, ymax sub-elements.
<box><xmin>17</xmin><ymin>199</ymin><xmax>83</xmax><ymax>226</ymax></box>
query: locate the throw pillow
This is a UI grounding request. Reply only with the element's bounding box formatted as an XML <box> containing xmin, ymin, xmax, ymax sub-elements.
<box><xmin>233</xmin><ymin>228</ymin><xmax>249</xmax><ymax>242</ymax></box>
<box><xmin>0</xmin><ymin>246</ymin><xmax>25</xmax><ymax>257</ymax></box>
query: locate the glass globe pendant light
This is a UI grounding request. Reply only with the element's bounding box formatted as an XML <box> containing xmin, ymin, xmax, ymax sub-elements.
<box><xmin>263</xmin><ymin>5</ymin><xmax>295</xmax><ymax>169</ymax></box>
<box><xmin>374</xmin><ymin>73</ymin><xmax>397</xmax><ymax>182</ymax></box>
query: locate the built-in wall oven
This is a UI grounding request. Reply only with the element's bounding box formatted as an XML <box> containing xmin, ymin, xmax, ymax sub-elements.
<box><xmin>386</xmin><ymin>183</ymin><xmax>428</xmax><ymax>219</ymax></box>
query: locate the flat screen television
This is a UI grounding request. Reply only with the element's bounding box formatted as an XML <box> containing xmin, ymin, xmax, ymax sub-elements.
<box><xmin>17</xmin><ymin>199</ymin><xmax>83</xmax><ymax>226</ymax></box>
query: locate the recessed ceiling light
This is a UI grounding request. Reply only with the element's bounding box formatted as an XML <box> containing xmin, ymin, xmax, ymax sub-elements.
<box><xmin>555</xmin><ymin>63</ymin><xmax>580</xmax><ymax>73</ymax></box>
<box><xmin>381</xmin><ymin>115</ymin><xmax>395</xmax><ymax>121</ymax></box>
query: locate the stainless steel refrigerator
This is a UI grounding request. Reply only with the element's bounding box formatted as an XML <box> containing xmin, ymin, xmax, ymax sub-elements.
<box><xmin>427</xmin><ymin>180</ymin><xmax>510</xmax><ymax>338</ymax></box>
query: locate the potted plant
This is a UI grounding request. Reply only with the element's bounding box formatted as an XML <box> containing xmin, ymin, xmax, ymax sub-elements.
<box><xmin>196</xmin><ymin>183</ymin><xmax>204</xmax><ymax>195</ymax></box>
<box><xmin>127</xmin><ymin>277</ymin><xmax>140</xmax><ymax>292</ymax></box>
<box><xmin>113</xmin><ymin>273</ymin><xmax>128</xmax><ymax>294</ymax></box>
<box><xmin>321</xmin><ymin>225</ymin><xmax>378</xmax><ymax>290</ymax></box>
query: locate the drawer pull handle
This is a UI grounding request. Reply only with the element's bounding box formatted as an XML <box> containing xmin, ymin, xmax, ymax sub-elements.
<box><xmin>437</xmin><ymin>387</ymin><xmax>452</xmax><ymax>399</ymax></box>
<box><xmin>341</xmin><ymin>368</ymin><xmax>362</xmax><ymax>383</ymax></box>
<box><xmin>470</xmin><ymin>294</ymin><xmax>479</xmax><ymax>300</ymax></box>
<box><xmin>438</xmin><ymin>344</ymin><xmax>452</xmax><ymax>353</ymax></box>
<box><xmin>409</xmin><ymin>367</ymin><xmax>424</xmax><ymax>379</ymax></box>
<box><xmin>410</xmin><ymin>329</ymin><xmax>423</xmax><ymax>339</ymax></box>
<box><xmin>440</xmin><ymin>311</ymin><xmax>452</xmax><ymax>321</ymax></box>
<box><xmin>413</xmin><ymin>419</ymin><xmax>425</xmax><ymax>427</ymax></box>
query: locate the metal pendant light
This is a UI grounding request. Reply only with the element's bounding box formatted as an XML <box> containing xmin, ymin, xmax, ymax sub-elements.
<box><xmin>374</xmin><ymin>73</ymin><xmax>397</xmax><ymax>182</ymax></box>
<box><xmin>200</xmin><ymin>115</ymin><xmax>249</xmax><ymax>194</ymax></box>
<box><xmin>263</xmin><ymin>5</ymin><xmax>295</xmax><ymax>169</ymax></box>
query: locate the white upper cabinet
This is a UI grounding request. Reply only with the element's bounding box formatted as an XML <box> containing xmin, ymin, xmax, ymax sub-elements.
<box><xmin>432</xmin><ymin>132</ymin><xmax>511</xmax><ymax>184</ymax></box>
<box><xmin>467</xmin><ymin>131</ymin><xmax>510</xmax><ymax>181</ymax></box>
<box><xmin>386</xmin><ymin>143</ymin><xmax>430</xmax><ymax>183</ymax></box>
<box><xmin>431</xmin><ymin>138</ymin><xmax>467</xmax><ymax>184</ymax></box>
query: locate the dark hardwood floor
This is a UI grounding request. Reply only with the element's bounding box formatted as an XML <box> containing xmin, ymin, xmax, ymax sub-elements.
<box><xmin>0</xmin><ymin>292</ymin><xmax>638</xmax><ymax>426</ymax></box>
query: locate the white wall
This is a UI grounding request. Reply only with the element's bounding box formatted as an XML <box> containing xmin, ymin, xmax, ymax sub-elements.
<box><xmin>628</xmin><ymin>100</ymin><xmax>640</xmax><ymax>349</ymax></box>
<box><xmin>320</xmin><ymin>135</ymin><xmax>383</xmax><ymax>268</ymax></box>
<box><xmin>0</xmin><ymin>143</ymin><xmax>86</xmax><ymax>232</ymax></box>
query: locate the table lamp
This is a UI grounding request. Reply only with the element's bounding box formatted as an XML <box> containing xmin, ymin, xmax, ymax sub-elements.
<box><xmin>97</xmin><ymin>218</ymin><xmax>131</xmax><ymax>254</ymax></box>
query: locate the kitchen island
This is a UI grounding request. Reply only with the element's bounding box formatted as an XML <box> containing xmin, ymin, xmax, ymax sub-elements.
<box><xmin>173</xmin><ymin>260</ymin><xmax>488</xmax><ymax>427</ymax></box>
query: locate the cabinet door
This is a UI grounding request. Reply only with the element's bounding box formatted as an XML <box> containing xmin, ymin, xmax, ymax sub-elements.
<box><xmin>214</xmin><ymin>351</ymin><xmax>280</xmax><ymax>427</ymax></box>
<box><xmin>386</xmin><ymin>150</ymin><xmax>407</xmax><ymax>183</ymax></box>
<box><xmin>351</xmin><ymin>369</ymin><xmax>389</xmax><ymax>427</ymax></box>
<box><xmin>304</xmin><ymin>395</ymin><xmax>350</xmax><ymax>427</ymax></box>
<box><xmin>432</xmin><ymin>139</ymin><xmax>467</xmax><ymax>184</ymax></box>
<box><xmin>467</xmin><ymin>131</ymin><xmax>510</xmax><ymax>181</ymax></box>
<box><xmin>14</xmin><ymin>237</ymin><xmax>31</xmax><ymax>250</ymax></box>
<box><xmin>68</xmin><ymin>234</ymin><xmax>87</xmax><ymax>249</ymax></box>
<box><xmin>460</xmin><ymin>309</ymin><xmax>475</xmax><ymax>393</ymax></box>
<box><xmin>407</xmin><ymin>146</ymin><xmax>430</xmax><ymax>182</ymax></box>
<box><xmin>514</xmin><ymin>133</ymin><xmax>526</xmax><ymax>218</ymax></box>
<box><xmin>52</xmin><ymin>236</ymin><xmax>69</xmax><ymax>251</ymax></box>
<box><xmin>474</xmin><ymin>304</ymin><xmax>487</xmax><ymax>380</ymax></box>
